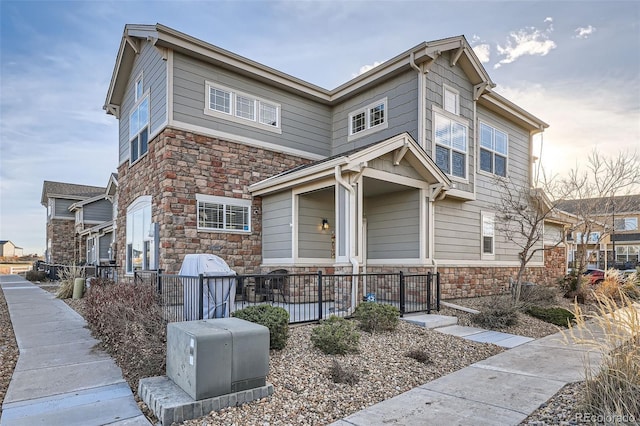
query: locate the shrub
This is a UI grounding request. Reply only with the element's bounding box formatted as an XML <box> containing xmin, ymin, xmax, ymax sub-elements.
<box><xmin>56</xmin><ymin>265</ymin><xmax>85</xmax><ymax>299</ymax></box>
<box><xmin>353</xmin><ymin>302</ymin><xmax>400</xmax><ymax>333</ymax></box>
<box><xmin>526</xmin><ymin>306</ymin><xmax>575</xmax><ymax>327</ymax></box>
<box><xmin>405</xmin><ymin>348</ymin><xmax>432</xmax><ymax>364</ymax></box>
<box><xmin>25</xmin><ymin>270</ymin><xmax>46</xmax><ymax>282</ymax></box>
<box><xmin>519</xmin><ymin>285</ymin><xmax>557</xmax><ymax>307</ymax></box>
<box><xmin>311</xmin><ymin>316</ymin><xmax>360</xmax><ymax>355</ymax></box>
<box><xmin>328</xmin><ymin>360</ymin><xmax>359</xmax><ymax>385</ymax></box>
<box><xmin>471</xmin><ymin>303</ymin><xmax>519</xmax><ymax>329</ymax></box>
<box><xmin>559</xmin><ymin>269</ymin><xmax>588</xmax><ymax>295</ymax></box>
<box><xmin>84</xmin><ymin>282</ymin><xmax>166</xmax><ymax>389</ymax></box>
<box><xmin>569</xmin><ymin>292</ymin><xmax>640</xmax><ymax>421</ymax></box>
<box><xmin>233</xmin><ymin>305</ymin><xmax>290</xmax><ymax>350</ymax></box>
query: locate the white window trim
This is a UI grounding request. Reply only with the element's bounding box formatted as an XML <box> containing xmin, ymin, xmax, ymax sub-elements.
<box><xmin>134</xmin><ymin>72</ymin><xmax>144</xmax><ymax>102</ymax></box>
<box><xmin>203</xmin><ymin>81</ymin><xmax>282</xmax><ymax>134</ymax></box>
<box><xmin>478</xmin><ymin>121</ymin><xmax>509</xmax><ymax>178</ymax></box>
<box><xmin>347</xmin><ymin>97</ymin><xmax>389</xmax><ymax>142</ymax></box>
<box><xmin>481</xmin><ymin>211</ymin><xmax>495</xmax><ymax>259</ymax></box>
<box><xmin>614</xmin><ymin>217</ymin><xmax>638</xmax><ymax>231</ymax></box>
<box><xmin>432</xmin><ymin>106</ymin><xmax>470</xmax><ymax>182</ymax></box>
<box><xmin>196</xmin><ymin>194</ymin><xmax>252</xmax><ymax>234</ymax></box>
<box><xmin>443</xmin><ymin>84</ymin><xmax>460</xmax><ymax>115</ymax></box>
<box><xmin>129</xmin><ymin>90</ymin><xmax>150</xmax><ymax>165</ymax></box>
<box><xmin>125</xmin><ymin>195</ymin><xmax>152</xmax><ymax>275</ymax></box>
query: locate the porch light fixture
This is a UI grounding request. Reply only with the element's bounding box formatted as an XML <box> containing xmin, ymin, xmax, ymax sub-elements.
<box><xmin>321</xmin><ymin>218</ymin><xmax>329</xmax><ymax>230</ymax></box>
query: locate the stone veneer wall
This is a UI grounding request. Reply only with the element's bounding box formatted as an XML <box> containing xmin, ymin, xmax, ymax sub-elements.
<box><xmin>47</xmin><ymin>219</ymin><xmax>76</xmax><ymax>265</ymax></box>
<box><xmin>116</xmin><ymin>127</ymin><xmax>312</xmax><ymax>279</ymax></box>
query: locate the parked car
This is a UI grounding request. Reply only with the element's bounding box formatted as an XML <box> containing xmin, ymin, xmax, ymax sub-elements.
<box><xmin>583</xmin><ymin>268</ymin><xmax>605</xmax><ymax>285</ymax></box>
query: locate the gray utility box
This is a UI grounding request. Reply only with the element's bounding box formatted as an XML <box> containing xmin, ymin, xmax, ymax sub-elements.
<box><xmin>166</xmin><ymin>318</ymin><xmax>269</xmax><ymax>400</ymax></box>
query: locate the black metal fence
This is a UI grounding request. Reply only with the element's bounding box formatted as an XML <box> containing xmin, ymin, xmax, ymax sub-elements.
<box><xmin>134</xmin><ymin>269</ymin><xmax>440</xmax><ymax>324</ymax></box>
<box><xmin>36</xmin><ymin>262</ymin><xmax>119</xmax><ymax>281</ymax></box>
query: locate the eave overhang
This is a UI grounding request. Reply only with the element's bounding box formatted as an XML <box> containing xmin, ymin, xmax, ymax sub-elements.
<box><xmin>479</xmin><ymin>91</ymin><xmax>549</xmax><ymax>134</ymax></box>
<box><xmin>104</xmin><ymin>26</ymin><xmax>499</xmax><ymax>111</ymax></box>
<box><xmin>249</xmin><ymin>133</ymin><xmax>450</xmax><ymax>196</ymax></box>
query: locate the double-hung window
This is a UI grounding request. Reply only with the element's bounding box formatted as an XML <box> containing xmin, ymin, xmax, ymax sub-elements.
<box><xmin>479</xmin><ymin>122</ymin><xmax>508</xmax><ymax>177</ymax></box>
<box><xmin>125</xmin><ymin>196</ymin><xmax>154</xmax><ymax>274</ymax></box>
<box><xmin>616</xmin><ymin>246</ymin><xmax>639</xmax><ymax>263</ymax></box>
<box><xmin>129</xmin><ymin>74</ymin><xmax>149</xmax><ymax>164</ymax></box>
<box><xmin>205</xmin><ymin>82</ymin><xmax>280</xmax><ymax>130</ymax></box>
<box><xmin>348</xmin><ymin>98</ymin><xmax>388</xmax><ymax>140</ymax></box>
<box><xmin>614</xmin><ymin>217</ymin><xmax>638</xmax><ymax>231</ymax></box>
<box><xmin>434</xmin><ymin>112</ymin><xmax>468</xmax><ymax>179</ymax></box>
<box><xmin>197</xmin><ymin>194</ymin><xmax>251</xmax><ymax>233</ymax></box>
<box><xmin>482</xmin><ymin>212</ymin><xmax>495</xmax><ymax>257</ymax></box>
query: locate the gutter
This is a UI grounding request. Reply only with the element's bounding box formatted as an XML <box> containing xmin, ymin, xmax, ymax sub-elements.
<box><xmin>409</xmin><ymin>51</ymin><xmax>424</xmax><ymax>147</ymax></box>
<box><xmin>334</xmin><ymin>166</ymin><xmax>359</xmax><ymax>315</ymax></box>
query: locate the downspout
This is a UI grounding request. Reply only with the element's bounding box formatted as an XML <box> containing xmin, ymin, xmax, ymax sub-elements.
<box><xmin>335</xmin><ymin>166</ymin><xmax>359</xmax><ymax>315</ymax></box>
<box><xmin>409</xmin><ymin>51</ymin><xmax>424</xmax><ymax>148</ymax></box>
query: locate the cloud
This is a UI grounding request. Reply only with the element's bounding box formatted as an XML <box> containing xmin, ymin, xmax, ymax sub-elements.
<box><xmin>495</xmin><ymin>20</ymin><xmax>556</xmax><ymax>69</ymax></box>
<box><xmin>574</xmin><ymin>25</ymin><xmax>596</xmax><ymax>39</ymax></box>
<box><xmin>472</xmin><ymin>44</ymin><xmax>491</xmax><ymax>63</ymax></box>
<box><xmin>544</xmin><ymin>17</ymin><xmax>553</xmax><ymax>23</ymax></box>
<box><xmin>353</xmin><ymin>61</ymin><xmax>383</xmax><ymax>78</ymax></box>
<box><xmin>494</xmin><ymin>82</ymin><xmax>640</xmax><ymax>182</ymax></box>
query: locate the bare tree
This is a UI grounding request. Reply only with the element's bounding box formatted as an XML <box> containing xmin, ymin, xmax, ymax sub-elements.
<box><xmin>493</xmin><ymin>172</ymin><xmax>569</xmax><ymax>304</ymax></box>
<box><xmin>558</xmin><ymin>150</ymin><xmax>640</xmax><ymax>288</ymax></box>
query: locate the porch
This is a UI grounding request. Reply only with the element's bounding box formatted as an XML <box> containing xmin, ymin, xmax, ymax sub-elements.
<box><xmin>134</xmin><ymin>269</ymin><xmax>440</xmax><ymax>324</ymax></box>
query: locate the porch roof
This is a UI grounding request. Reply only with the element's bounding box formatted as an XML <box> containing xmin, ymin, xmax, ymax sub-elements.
<box><xmin>249</xmin><ymin>133</ymin><xmax>451</xmax><ymax>196</ymax></box>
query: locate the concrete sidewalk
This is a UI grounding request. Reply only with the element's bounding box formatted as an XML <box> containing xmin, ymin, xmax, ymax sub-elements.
<box><xmin>331</xmin><ymin>319</ymin><xmax>613</xmax><ymax>426</ymax></box>
<box><xmin>0</xmin><ymin>275</ymin><xmax>150</xmax><ymax>426</ymax></box>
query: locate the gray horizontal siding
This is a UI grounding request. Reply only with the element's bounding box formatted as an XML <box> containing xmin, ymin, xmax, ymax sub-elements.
<box><xmin>369</xmin><ymin>153</ymin><xmax>425</xmax><ymax>181</ymax></box>
<box><xmin>262</xmin><ymin>191</ymin><xmax>292</xmax><ymax>259</ymax></box>
<box><xmin>425</xmin><ymin>52</ymin><xmax>475</xmax><ymax>193</ymax></box>
<box><xmin>99</xmin><ymin>232</ymin><xmax>112</xmax><ymax>259</ymax></box>
<box><xmin>54</xmin><ymin>198</ymin><xmax>75</xmax><ymax>218</ymax></box>
<box><xmin>172</xmin><ymin>53</ymin><xmax>331</xmax><ymax>157</ymax></box>
<box><xmin>83</xmin><ymin>199</ymin><xmax>113</xmax><ymax>222</ymax></box>
<box><xmin>365</xmin><ymin>189</ymin><xmax>419</xmax><ymax>259</ymax></box>
<box><xmin>433</xmin><ymin>198</ymin><xmax>544</xmax><ymax>262</ymax></box>
<box><xmin>119</xmin><ymin>40</ymin><xmax>167</xmax><ymax>164</ymax></box>
<box><xmin>475</xmin><ymin>105</ymin><xmax>531</xmax><ymax>202</ymax></box>
<box><xmin>332</xmin><ymin>70</ymin><xmax>418</xmax><ymax>155</ymax></box>
<box><xmin>298</xmin><ymin>189</ymin><xmax>334</xmax><ymax>258</ymax></box>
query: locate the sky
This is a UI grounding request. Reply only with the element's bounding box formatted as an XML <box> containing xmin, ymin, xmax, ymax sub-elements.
<box><xmin>1</xmin><ymin>1</ymin><xmax>639</xmax><ymax>255</ymax></box>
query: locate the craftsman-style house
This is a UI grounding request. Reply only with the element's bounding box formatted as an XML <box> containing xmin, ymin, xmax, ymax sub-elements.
<box><xmin>41</xmin><ymin>178</ymin><xmax>116</xmax><ymax>265</ymax></box>
<box><xmin>104</xmin><ymin>24</ymin><xmax>565</xmax><ymax>297</ymax></box>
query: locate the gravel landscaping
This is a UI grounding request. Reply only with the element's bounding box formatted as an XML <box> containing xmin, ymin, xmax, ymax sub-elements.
<box><xmin>0</xmin><ymin>285</ymin><xmax>19</xmax><ymax>417</ymax></box>
<box><xmin>1</xmin><ymin>279</ymin><xmax>613</xmax><ymax>425</ymax></box>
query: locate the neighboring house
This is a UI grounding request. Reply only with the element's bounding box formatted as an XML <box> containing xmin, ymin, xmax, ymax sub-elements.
<box><xmin>104</xmin><ymin>24</ymin><xmax>564</xmax><ymax>297</ymax></box>
<box><xmin>0</xmin><ymin>240</ymin><xmax>23</xmax><ymax>257</ymax></box>
<box><xmin>561</xmin><ymin>195</ymin><xmax>640</xmax><ymax>270</ymax></box>
<box><xmin>41</xmin><ymin>180</ymin><xmax>113</xmax><ymax>265</ymax></box>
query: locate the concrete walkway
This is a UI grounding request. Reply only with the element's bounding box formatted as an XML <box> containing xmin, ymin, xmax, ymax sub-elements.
<box><xmin>332</xmin><ymin>319</ymin><xmax>612</xmax><ymax>425</ymax></box>
<box><xmin>0</xmin><ymin>275</ymin><xmax>150</xmax><ymax>426</ymax></box>
<box><xmin>402</xmin><ymin>313</ymin><xmax>534</xmax><ymax>348</ymax></box>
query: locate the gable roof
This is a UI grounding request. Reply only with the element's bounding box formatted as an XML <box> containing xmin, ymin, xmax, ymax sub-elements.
<box><xmin>41</xmin><ymin>181</ymin><xmax>106</xmax><ymax>206</ymax></box>
<box><xmin>558</xmin><ymin>194</ymin><xmax>640</xmax><ymax>216</ymax></box>
<box><xmin>105</xmin><ymin>24</ymin><xmax>547</xmax><ymax>132</ymax></box>
<box><xmin>249</xmin><ymin>132</ymin><xmax>450</xmax><ymax>196</ymax></box>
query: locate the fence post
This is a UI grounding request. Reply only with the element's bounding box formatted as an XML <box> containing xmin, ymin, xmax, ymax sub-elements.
<box><xmin>317</xmin><ymin>271</ymin><xmax>323</xmax><ymax>322</ymax></box>
<box><xmin>134</xmin><ymin>270</ymin><xmax>138</xmax><ymax>285</ymax></box>
<box><xmin>157</xmin><ymin>269</ymin><xmax>163</xmax><ymax>295</ymax></box>
<box><xmin>198</xmin><ymin>274</ymin><xmax>204</xmax><ymax>320</ymax></box>
<box><xmin>426</xmin><ymin>273</ymin><xmax>432</xmax><ymax>314</ymax></box>
<box><xmin>436</xmin><ymin>272</ymin><xmax>441</xmax><ymax>311</ymax></box>
<box><xmin>399</xmin><ymin>271</ymin><xmax>405</xmax><ymax>317</ymax></box>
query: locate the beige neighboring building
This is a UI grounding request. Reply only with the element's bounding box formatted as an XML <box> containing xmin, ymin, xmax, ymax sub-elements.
<box><xmin>0</xmin><ymin>240</ymin><xmax>23</xmax><ymax>257</ymax></box>
<box><xmin>561</xmin><ymin>194</ymin><xmax>640</xmax><ymax>270</ymax></box>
